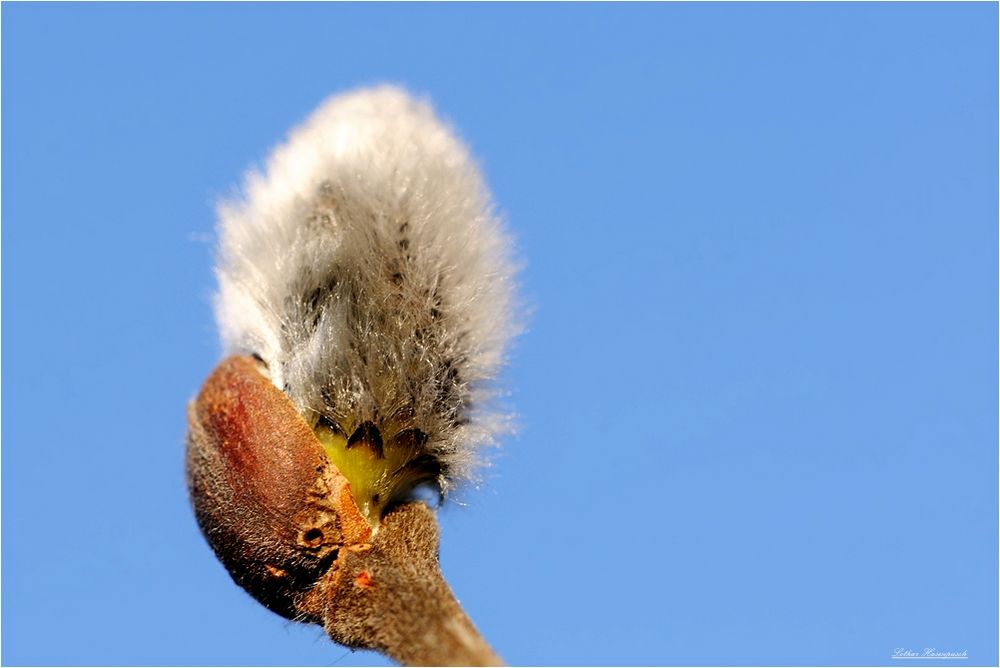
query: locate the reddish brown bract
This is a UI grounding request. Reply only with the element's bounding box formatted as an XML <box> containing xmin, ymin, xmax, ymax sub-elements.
<box><xmin>186</xmin><ymin>356</ymin><xmax>370</xmax><ymax>620</ymax></box>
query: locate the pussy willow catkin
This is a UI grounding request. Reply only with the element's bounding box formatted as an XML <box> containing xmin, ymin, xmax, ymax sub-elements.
<box><xmin>216</xmin><ymin>86</ymin><xmax>518</xmax><ymax>515</ymax></box>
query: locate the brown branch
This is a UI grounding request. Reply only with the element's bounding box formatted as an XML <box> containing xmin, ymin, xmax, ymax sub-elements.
<box><xmin>300</xmin><ymin>503</ymin><xmax>503</xmax><ymax>667</ymax></box>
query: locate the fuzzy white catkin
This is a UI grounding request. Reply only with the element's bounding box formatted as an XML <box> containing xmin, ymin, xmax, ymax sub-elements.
<box><xmin>214</xmin><ymin>86</ymin><xmax>518</xmax><ymax>487</ymax></box>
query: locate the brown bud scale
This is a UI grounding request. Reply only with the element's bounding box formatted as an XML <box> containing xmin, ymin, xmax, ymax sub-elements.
<box><xmin>187</xmin><ymin>356</ymin><xmax>370</xmax><ymax>620</ymax></box>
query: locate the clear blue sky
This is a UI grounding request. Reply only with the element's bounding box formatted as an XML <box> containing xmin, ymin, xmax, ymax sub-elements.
<box><xmin>2</xmin><ymin>3</ymin><xmax>996</xmax><ymax>666</ymax></box>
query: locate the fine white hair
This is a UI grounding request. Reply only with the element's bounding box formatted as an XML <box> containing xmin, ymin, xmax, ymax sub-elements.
<box><xmin>213</xmin><ymin>86</ymin><xmax>518</xmax><ymax>487</ymax></box>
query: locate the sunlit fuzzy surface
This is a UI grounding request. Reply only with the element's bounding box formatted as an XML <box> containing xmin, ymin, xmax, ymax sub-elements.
<box><xmin>214</xmin><ymin>86</ymin><xmax>518</xmax><ymax>490</ymax></box>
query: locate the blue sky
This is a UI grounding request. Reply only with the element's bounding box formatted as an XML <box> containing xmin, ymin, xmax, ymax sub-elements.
<box><xmin>2</xmin><ymin>3</ymin><xmax>996</xmax><ymax>666</ymax></box>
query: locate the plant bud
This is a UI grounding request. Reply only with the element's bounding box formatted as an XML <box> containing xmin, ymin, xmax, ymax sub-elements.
<box><xmin>188</xmin><ymin>86</ymin><xmax>513</xmax><ymax>665</ymax></box>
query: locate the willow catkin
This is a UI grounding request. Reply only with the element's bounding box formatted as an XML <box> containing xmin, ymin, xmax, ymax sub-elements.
<box><xmin>214</xmin><ymin>86</ymin><xmax>518</xmax><ymax>501</ymax></box>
